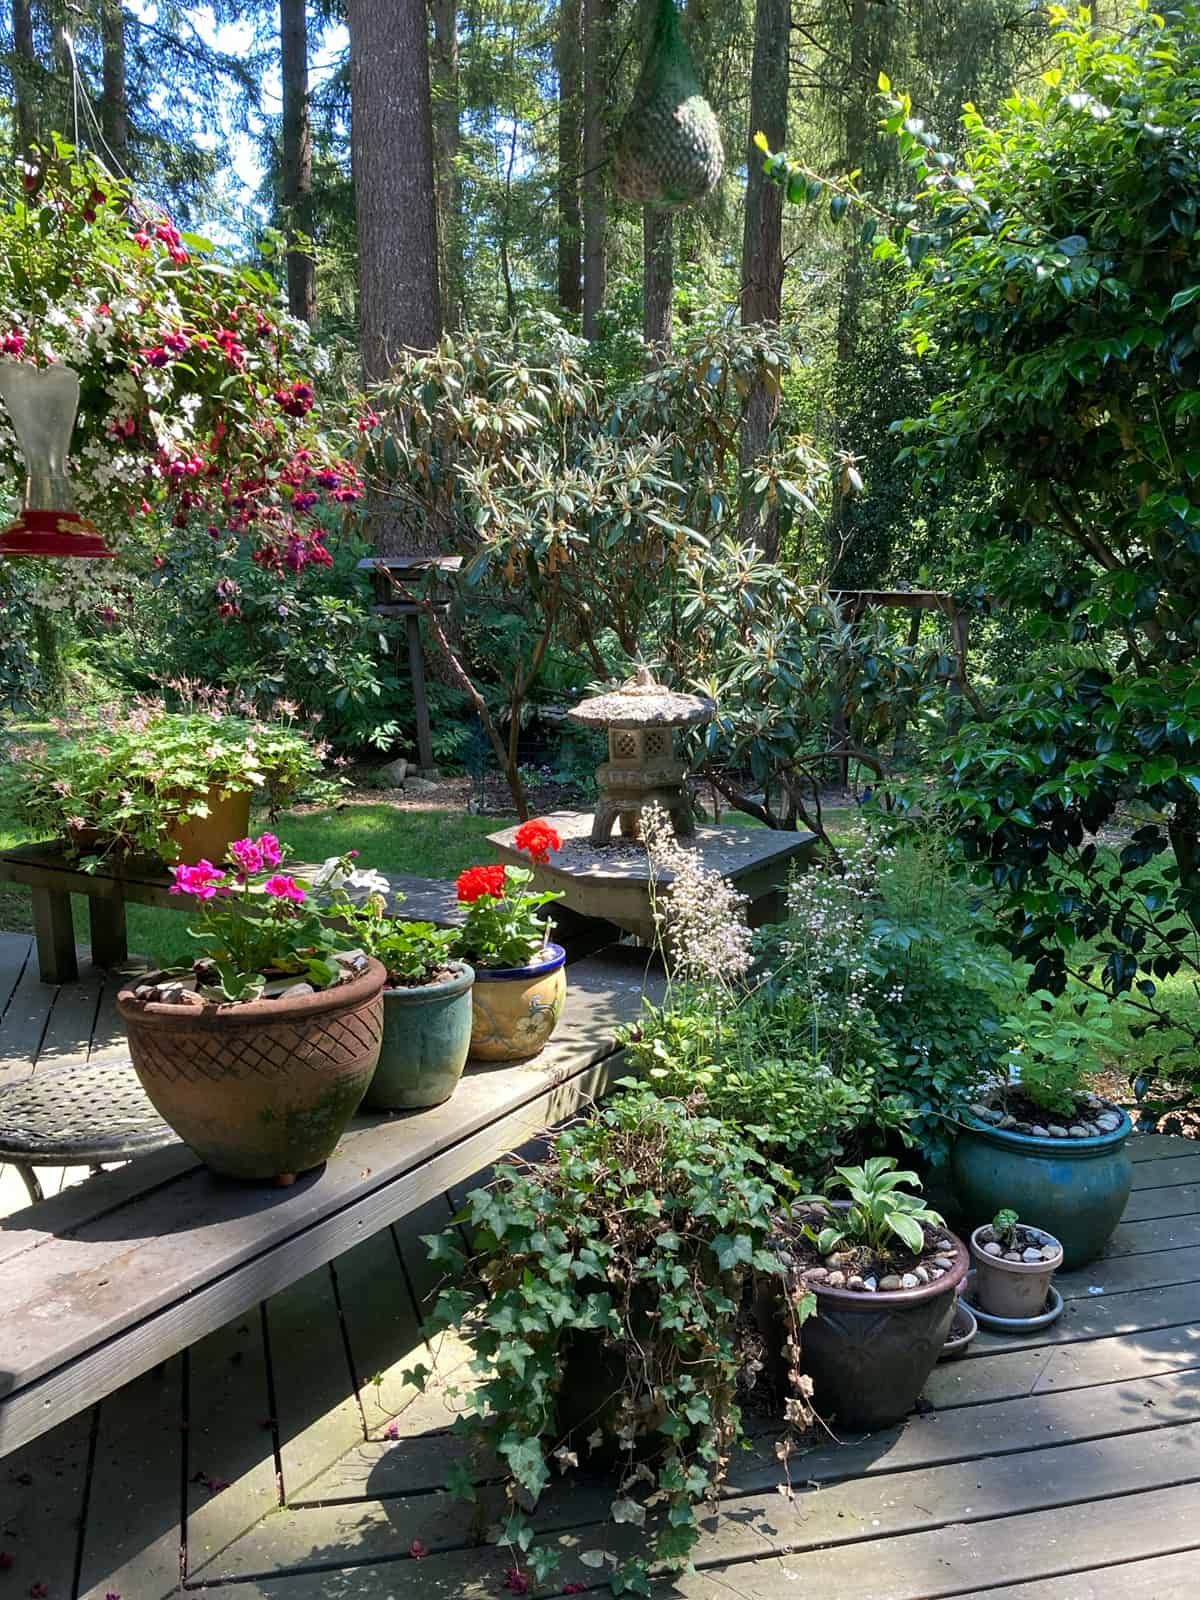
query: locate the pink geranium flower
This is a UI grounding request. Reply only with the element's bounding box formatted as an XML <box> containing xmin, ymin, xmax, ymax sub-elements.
<box><xmin>263</xmin><ymin>874</ymin><xmax>305</xmax><ymax>903</ymax></box>
<box><xmin>229</xmin><ymin>837</ymin><xmax>264</xmax><ymax>877</ymax></box>
<box><xmin>170</xmin><ymin>860</ymin><xmax>226</xmax><ymax>900</ymax></box>
<box><xmin>259</xmin><ymin>832</ymin><xmax>283</xmax><ymax>866</ymax></box>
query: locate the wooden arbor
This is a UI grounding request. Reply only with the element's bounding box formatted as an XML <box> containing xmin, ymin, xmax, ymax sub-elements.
<box><xmin>828</xmin><ymin>588</ymin><xmax>979</xmax><ymax>788</ymax></box>
<box><xmin>359</xmin><ymin>555</ymin><xmax>463</xmax><ymax>774</ymax></box>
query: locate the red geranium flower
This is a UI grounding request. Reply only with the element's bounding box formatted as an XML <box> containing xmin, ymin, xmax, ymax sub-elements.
<box><xmin>456</xmin><ymin>864</ymin><xmax>507</xmax><ymax>904</ymax></box>
<box><xmin>514</xmin><ymin>819</ymin><xmax>563</xmax><ymax>866</ymax></box>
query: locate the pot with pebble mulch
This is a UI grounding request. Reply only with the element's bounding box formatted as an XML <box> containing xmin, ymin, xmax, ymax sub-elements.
<box><xmin>768</xmin><ymin>1158</ymin><xmax>969</xmax><ymax>1431</ymax></box>
<box><xmin>969</xmin><ymin>1209</ymin><xmax>1063</xmax><ymax>1320</ymax></box>
<box><xmin>952</xmin><ymin>1086</ymin><xmax>1133</xmax><ymax>1270</ymax></box>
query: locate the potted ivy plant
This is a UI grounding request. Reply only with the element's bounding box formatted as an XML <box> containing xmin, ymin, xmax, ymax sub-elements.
<box><xmin>969</xmin><ymin>1208</ymin><xmax>1063</xmax><ymax>1321</ymax></box>
<box><xmin>453</xmin><ymin>820</ymin><xmax>566</xmax><ymax>1062</ymax></box>
<box><xmin>770</xmin><ymin>1157</ymin><xmax>968</xmax><ymax>1430</ymax></box>
<box><xmin>409</xmin><ymin>1090</ymin><xmax>811</xmax><ymax>1595</ymax></box>
<box><xmin>952</xmin><ymin>990</ymin><xmax>1134</xmax><ymax>1269</ymax></box>
<box><xmin>0</xmin><ymin>701</ymin><xmax>336</xmax><ymax>870</ymax></box>
<box><xmin>338</xmin><ymin>895</ymin><xmax>474</xmax><ymax>1111</ymax></box>
<box><xmin>117</xmin><ymin>834</ymin><xmax>384</xmax><ymax>1184</ymax></box>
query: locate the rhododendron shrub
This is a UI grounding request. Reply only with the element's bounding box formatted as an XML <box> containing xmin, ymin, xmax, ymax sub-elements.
<box><xmin>0</xmin><ymin>138</ymin><xmax>371</xmax><ymax>572</ymax></box>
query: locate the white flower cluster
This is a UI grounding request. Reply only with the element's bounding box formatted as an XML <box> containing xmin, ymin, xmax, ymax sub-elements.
<box><xmin>780</xmin><ymin>832</ymin><xmax>899</xmax><ymax>1019</ymax></box>
<box><xmin>641</xmin><ymin>802</ymin><xmax>753</xmax><ymax>990</ymax></box>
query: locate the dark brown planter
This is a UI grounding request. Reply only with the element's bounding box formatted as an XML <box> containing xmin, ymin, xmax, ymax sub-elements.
<box><xmin>797</xmin><ymin>1232</ymin><xmax>970</xmax><ymax>1431</ymax></box>
<box><xmin>117</xmin><ymin>959</ymin><xmax>386</xmax><ymax>1184</ymax></box>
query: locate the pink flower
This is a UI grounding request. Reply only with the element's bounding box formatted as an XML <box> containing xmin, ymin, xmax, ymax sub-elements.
<box><xmin>170</xmin><ymin>860</ymin><xmax>226</xmax><ymax>901</ymax></box>
<box><xmin>2</xmin><ymin>330</ymin><xmax>26</xmax><ymax>357</ymax></box>
<box><xmin>162</xmin><ymin>332</ymin><xmax>190</xmax><ymax>353</ymax></box>
<box><xmin>132</xmin><ymin>229</ymin><xmax>151</xmax><ymax>249</ymax></box>
<box><xmin>409</xmin><ymin>1539</ymin><xmax>428</xmax><ymax>1560</ymax></box>
<box><xmin>155</xmin><ymin>221</ymin><xmax>182</xmax><ymax>248</ymax></box>
<box><xmin>229</xmin><ymin>837</ymin><xmax>263</xmax><ymax>876</ymax></box>
<box><xmin>502</xmin><ymin>1570</ymin><xmax>531</xmax><ymax>1596</ymax></box>
<box><xmin>142</xmin><ymin>346</ymin><xmax>171</xmax><ymax>368</ymax></box>
<box><xmin>263</xmin><ymin>874</ymin><xmax>305</xmax><ymax>903</ymax></box>
<box><xmin>168</xmin><ymin>245</ymin><xmax>189</xmax><ymax>264</ymax></box>
<box><xmin>259</xmin><ymin>833</ymin><xmax>283</xmax><ymax>866</ymax></box>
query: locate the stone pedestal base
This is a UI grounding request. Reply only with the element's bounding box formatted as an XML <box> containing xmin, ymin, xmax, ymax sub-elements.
<box><xmin>591</xmin><ymin>759</ymin><xmax>695</xmax><ymax>845</ymax></box>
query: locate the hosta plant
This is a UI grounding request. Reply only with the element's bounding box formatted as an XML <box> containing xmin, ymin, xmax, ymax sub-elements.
<box><xmin>409</xmin><ymin>1091</ymin><xmax>812</xmax><ymax>1595</ymax></box>
<box><xmin>806</xmin><ymin>1157</ymin><xmax>945</xmax><ymax>1258</ymax></box>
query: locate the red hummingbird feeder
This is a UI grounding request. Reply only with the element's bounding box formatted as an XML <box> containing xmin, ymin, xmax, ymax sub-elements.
<box><xmin>0</xmin><ymin>360</ymin><xmax>116</xmax><ymax>559</ymax></box>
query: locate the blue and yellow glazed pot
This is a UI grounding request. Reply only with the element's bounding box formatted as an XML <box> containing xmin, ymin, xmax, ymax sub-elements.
<box><xmin>951</xmin><ymin>1110</ymin><xmax>1134</xmax><ymax>1270</ymax></box>
<box><xmin>469</xmin><ymin>943</ymin><xmax>567</xmax><ymax>1062</ymax></box>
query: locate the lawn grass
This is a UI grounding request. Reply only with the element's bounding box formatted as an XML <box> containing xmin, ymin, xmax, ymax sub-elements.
<box><xmin>0</xmin><ymin>799</ymin><xmax>511</xmax><ymax>969</ymax></box>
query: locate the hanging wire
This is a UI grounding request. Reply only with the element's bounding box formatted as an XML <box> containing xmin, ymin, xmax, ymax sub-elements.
<box><xmin>59</xmin><ymin>26</ymin><xmax>126</xmax><ymax>183</ymax></box>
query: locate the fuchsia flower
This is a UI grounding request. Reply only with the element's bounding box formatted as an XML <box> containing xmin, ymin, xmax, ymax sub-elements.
<box><xmin>132</xmin><ymin>228</ymin><xmax>151</xmax><ymax>249</ymax></box>
<box><xmin>263</xmin><ymin>874</ymin><xmax>305</xmax><ymax>903</ymax></box>
<box><xmin>170</xmin><ymin>860</ymin><xmax>226</xmax><ymax>900</ymax></box>
<box><xmin>2</xmin><ymin>329</ymin><xmax>26</xmax><ymax>357</ymax></box>
<box><xmin>142</xmin><ymin>346</ymin><xmax>171</xmax><ymax>368</ymax></box>
<box><xmin>162</xmin><ymin>332</ymin><xmax>190</xmax><ymax>354</ymax></box>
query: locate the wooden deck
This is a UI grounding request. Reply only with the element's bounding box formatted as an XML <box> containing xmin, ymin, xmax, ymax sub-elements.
<box><xmin>3</xmin><ymin>935</ymin><xmax>1200</xmax><ymax>1597</ymax></box>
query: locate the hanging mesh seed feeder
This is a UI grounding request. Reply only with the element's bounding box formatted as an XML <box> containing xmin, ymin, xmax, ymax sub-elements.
<box><xmin>611</xmin><ymin>0</ymin><xmax>724</xmax><ymax>208</ymax></box>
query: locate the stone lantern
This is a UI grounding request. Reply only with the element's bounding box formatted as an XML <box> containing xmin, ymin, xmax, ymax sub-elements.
<box><xmin>567</xmin><ymin>667</ymin><xmax>715</xmax><ymax>845</ymax></box>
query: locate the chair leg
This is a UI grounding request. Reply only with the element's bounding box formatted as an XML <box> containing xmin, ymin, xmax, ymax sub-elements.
<box><xmin>14</xmin><ymin>1162</ymin><xmax>45</xmax><ymax>1205</ymax></box>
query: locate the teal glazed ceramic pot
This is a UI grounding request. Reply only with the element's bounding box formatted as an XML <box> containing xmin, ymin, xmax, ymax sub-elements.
<box><xmin>950</xmin><ymin>1111</ymin><xmax>1134</xmax><ymax>1270</ymax></box>
<box><xmin>365</xmin><ymin>961</ymin><xmax>476</xmax><ymax>1111</ymax></box>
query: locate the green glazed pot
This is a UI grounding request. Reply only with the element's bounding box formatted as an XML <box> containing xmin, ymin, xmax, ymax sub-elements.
<box><xmin>365</xmin><ymin>961</ymin><xmax>476</xmax><ymax>1112</ymax></box>
<box><xmin>950</xmin><ymin>1111</ymin><xmax>1134</xmax><ymax>1270</ymax></box>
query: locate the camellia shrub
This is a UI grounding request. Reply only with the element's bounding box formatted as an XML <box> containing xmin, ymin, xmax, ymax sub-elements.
<box><xmin>766</xmin><ymin>4</ymin><xmax>1200</xmax><ymax>1096</ymax></box>
<box><xmin>0</xmin><ymin>137</ymin><xmax>367</xmax><ymax>573</ymax></box>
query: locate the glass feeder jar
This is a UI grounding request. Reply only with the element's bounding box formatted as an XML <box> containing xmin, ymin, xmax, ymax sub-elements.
<box><xmin>0</xmin><ymin>360</ymin><xmax>115</xmax><ymax>558</ymax></box>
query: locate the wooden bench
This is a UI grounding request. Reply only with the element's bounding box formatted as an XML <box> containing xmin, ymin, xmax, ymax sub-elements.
<box><xmin>0</xmin><ymin>944</ymin><xmax>659</xmax><ymax>1458</ymax></box>
<box><xmin>0</xmin><ymin>842</ymin><xmax>463</xmax><ymax>984</ymax></box>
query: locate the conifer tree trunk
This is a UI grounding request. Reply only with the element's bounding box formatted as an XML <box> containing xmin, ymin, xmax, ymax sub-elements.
<box><xmin>431</xmin><ymin>0</ymin><xmax>464</xmax><ymax>327</ymax></box>
<box><xmin>556</xmin><ymin>0</ymin><xmax>583</xmax><ymax>315</ymax></box>
<box><xmin>347</xmin><ymin>0</ymin><xmax>441</xmax><ymax>383</ymax></box>
<box><xmin>738</xmin><ymin>0</ymin><xmax>788</xmax><ymax>554</ymax></box>
<box><xmin>581</xmin><ymin>0</ymin><xmax>608</xmax><ymax>338</ymax></box>
<box><xmin>12</xmin><ymin>0</ymin><xmax>37</xmax><ymax>155</ymax></box>
<box><xmin>643</xmin><ymin>206</ymin><xmax>672</xmax><ymax>354</ymax></box>
<box><xmin>100</xmin><ymin>1</ymin><xmax>128</xmax><ymax>172</ymax></box>
<box><xmin>280</xmin><ymin>0</ymin><xmax>315</xmax><ymax>323</ymax></box>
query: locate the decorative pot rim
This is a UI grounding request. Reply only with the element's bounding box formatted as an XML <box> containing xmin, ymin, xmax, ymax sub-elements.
<box><xmin>807</xmin><ymin>1229</ymin><xmax>970</xmax><ymax>1310</ymax></box>
<box><xmin>472</xmin><ymin>941</ymin><xmax>566</xmax><ymax>981</ymax></box>
<box><xmin>955</xmin><ymin>1108</ymin><xmax>1132</xmax><ymax>1156</ymax></box>
<box><xmin>117</xmin><ymin>956</ymin><xmax>387</xmax><ymax>1026</ymax></box>
<box><xmin>969</xmin><ymin>1221</ymin><xmax>1063</xmax><ymax>1270</ymax></box>
<box><xmin>382</xmin><ymin>960</ymin><xmax>475</xmax><ymax>1000</ymax></box>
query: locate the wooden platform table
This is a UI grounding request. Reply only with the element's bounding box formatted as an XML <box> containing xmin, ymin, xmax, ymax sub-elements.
<box><xmin>488</xmin><ymin>809</ymin><xmax>819</xmax><ymax>944</ymax></box>
<box><xmin>0</xmin><ymin>842</ymin><xmax>463</xmax><ymax>984</ymax></box>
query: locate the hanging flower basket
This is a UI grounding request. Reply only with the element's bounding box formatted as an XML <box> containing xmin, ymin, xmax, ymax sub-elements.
<box><xmin>0</xmin><ymin>360</ymin><xmax>115</xmax><ymax>559</ymax></box>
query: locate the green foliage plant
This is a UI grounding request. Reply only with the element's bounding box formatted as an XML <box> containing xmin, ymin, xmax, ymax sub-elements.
<box><xmin>337</xmin><ymin>894</ymin><xmax>460</xmax><ymax>987</ymax></box>
<box><xmin>991</xmin><ymin>1208</ymin><xmax>1020</xmax><ymax>1250</ymax></box>
<box><xmin>805</xmin><ymin>1157</ymin><xmax>945</xmax><ymax>1258</ymax></box>
<box><xmin>0</xmin><ymin>697</ymin><xmax>336</xmax><ymax>869</ymax></box>
<box><xmin>412</xmin><ymin>1091</ymin><xmax>809</xmax><ymax>1595</ymax></box>
<box><xmin>1001</xmin><ymin>986</ymin><xmax>1122</xmax><ymax>1118</ymax></box>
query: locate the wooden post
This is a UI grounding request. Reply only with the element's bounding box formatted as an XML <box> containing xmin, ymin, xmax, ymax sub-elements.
<box><xmin>31</xmin><ymin>889</ymin><xmax>77</xmax><ymax>984</ymax></box>
<box><xmin>406</xmin><ymin>611</ymin><xmax>437</xmax><ymax>773</ymax></box>
<box><xmin>88</xmin><ymin>896</ymin><xmax>128</xmax><ymax>970</ymax></box>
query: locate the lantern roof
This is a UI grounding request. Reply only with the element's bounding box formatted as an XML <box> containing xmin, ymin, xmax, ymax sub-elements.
<box><xmin>566</xmin><ymin>667</ymin><xmax>715</xmax><ymax>731</ymax></box>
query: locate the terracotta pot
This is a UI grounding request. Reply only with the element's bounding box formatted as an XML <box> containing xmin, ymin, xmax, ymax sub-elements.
<box><xmin>163</xmin><ymin>786</ymin><xmax>253</xmax><ymax>866</ymax></box>
<box><xmin>469</xmin><ymin>943</ymin><xmax>567</xmax><ymax>1062</ymax></box>
<box><xmin>117</xmin><ymin>958</ymin><xmax>386</xmax><ymax>1183</ymax></box>
<box><xmin>969</xmin><ymin>1222</ymin><xmax>1062</xmax><ymax>1320</ymax></box>
<box><xmin>365</xmin><ymin>962</ymin><xmax>476</xmax><ymax>1111</ymax></box>
<box><xmin>788</xmin><ymin>1232</ymin><xmax>970</xmax><ymax>1430</ymax></box>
